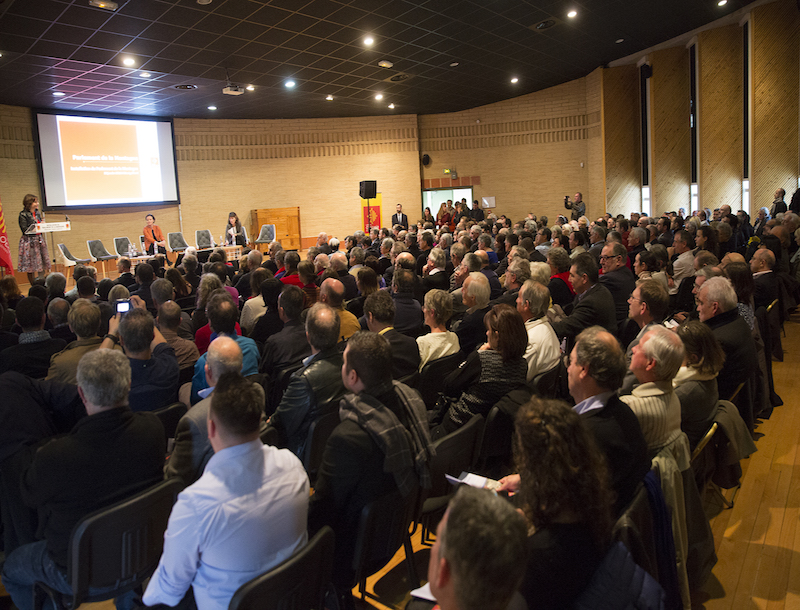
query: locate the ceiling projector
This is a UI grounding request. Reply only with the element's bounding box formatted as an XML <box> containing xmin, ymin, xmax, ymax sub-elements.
<box><xmin>223</xmin><ymin>85</ymin><xmax>244</xmax><ymax>95</ymax></box>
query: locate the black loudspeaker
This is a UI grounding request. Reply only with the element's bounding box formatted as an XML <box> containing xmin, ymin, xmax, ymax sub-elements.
<box><xmin>359</xmin><ymin>180</ymin><xmax>377</xmax><ymax>199</ymax></box>
<box><xmin>422</xmin><ymin>153</ymin><xmax>431</xmax><ymax>166</ymax></box>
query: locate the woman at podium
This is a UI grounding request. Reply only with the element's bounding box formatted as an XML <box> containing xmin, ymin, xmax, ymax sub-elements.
<box><xmin>143</xmin><ymin>213</ymin><xmax>167</xmax><ymax>256</ymax></box>
<box><xmin>223</xmin><ymin>212</ymin><xmax>246</xmax><ymax>246</ymax></box>
<box><xmin>17</xmin><ymin>194</ymin><xmax>50</xmax><ymax>284</ymax></box>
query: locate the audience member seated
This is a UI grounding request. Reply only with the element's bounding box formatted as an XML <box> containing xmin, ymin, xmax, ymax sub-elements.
<box><xmin>151</xmin><ymin>278</ymin><xmax>193</xmax><ymax>340</ymax></box>
<box><xmin>674</xmin><ymin>320</ymin><xmax>724</xmax><ymax>450</ymax></box>
<box><xmin>493</xmin><ymin>256</ymin><xmax>531</xmax><ymax>308</ymax></box>
<box><xmin>417</xmin><ymin>288</ymin><xmax>460</xmax><ymax>370</ymax></box>
<box><xmin>157</xmin><ymin>301</ymin><xmax>200</xmax><ymax>374</ymax></box>
<box><xmin>455</xmin><ymin>272</ymin><xmax>491</xmax><ymax>355</ymax></box>
<box><xmin>425</xmin><ymin>486</ymin><xmax>528</xmax><ymax>610</ymax></box>
<box><xmin>44</xmin><ymin>273</ymin><xmax>67</xmax><ymax>304</ymax></box>
<box><xmin>130</xmin><ymin>262</ymin><xmax>156</xmax><ymax>312</ymax></box>
<box><xmin>46</xmin><ymin>297</ymin><xmax>75</xmax><ymax>344</ymax></box>
<box><xmin>421</xmin><ymin>247</ymin><xmax>450</xmax><ymax>295</ymax></box>
<box><xmin>308</xmin><ymin>331</ymin><xmax>433</xmax><ymax>609</ymax></box>
<box><xmin>549</xmin><ymin>253</ymin><xmax>617</xmax><ymax>350</ymax></box>
<box><xmin>431</xmin><ymin>304</ymin><xmax>527</xmax><ymax>439</ymax></box>
<box><xmin>346</xmin><ymin>266</ymin><xmax>379</xmax><ymax>320</ymax></box>
<box><xmin>320</xmin><ymin>277</ymin><xmax>360</xmax><ymax>342</ymax></box>
<box><xmin>165</xmin><ymin>267</ymin><xmax>193</xmax><ymax>299</ymax></box>
<box><xmin>329</xmin><ymin>252</ymin><xmax>358</xmax><ymax>300</ymax></box>
<box><xmin>280</xmin><ymin>251</ymin><xmax>304</xmax><ymax>287</ymax></box>
<box><xmin>166</xmin><ymin>337</ymin><xmax>246</xmax><ymax>485</ymax></box>
<box><xmin>476</xmin><ymin>250</ymin><xmax>503</xmax><ymax>300</ymax></box>
<box><xmin>297</xmin><ymin>260</ymin><xmax>320</xmax><ymax>307</ymax></box>
<box><xmin>268</xmin><ymin>303</ymin><xmax>345</xmax><ymax>457</ymax></box>
<box><xmin>566</xmin><ymin>326</ymin><xmax>648</xmax><ymax>515</ymax></box>
<box><xmin>750</xmin><ymin>247</ymin><xmax>779</xmax><ymax>311</ymax></box>
<box><xmin>144</xmin><ymin>373</ymin><xmax>308</xmax><ymax>610</ymax></box>
<box><xmin>1</xmin><ymin>349</ymin><xmax>165</xmax><ymax>610</ymax></box>
<box><xmin>233</xmin><ymin>249</ymin><xmax>264</xmax><ymax>300</ymax></box>
<box><xmin>0</xmin><ymin>297</ymin><xmax>66</xmax><ymax>379</ymax></box>
<box><xmin>181</xmin><ymin>254</ymin><xmax>201</xmax><ymax>291</ymax></box>
<box><xmin>364</xmin><ymin>290</ymin><xmax>420</xmax><ymax>379</ymax></box>
<box><xmin>63</xmin><ymin>265</ymin><xmax>93</xmax><ymax>303</ymax></box>
<box><xmin>239</xmin><ymin>268</ymin><xmax>271</xmax><ymax>335</ymax></box>
<box><xmin>516</xmin><ymin>280</ymin><xmax>560</xmax><ymax>381</ymax></box>
<box><xmin>620</xmin><ymin>326</ymin><xmax>685</xmax><ymax>457</ymax></box>
<box><xmin>497</xmin><ymin>398</ymin><xmax>613</xmax><ymax>609</ymax></box>
<box><xmin>546</xmin><ymin>246</ymin><xmax>575</xmax><ymax>310</ymax></box>
<box><xmin>390</xmin><ymin>266</ymin><xmax>424</xmax><ymax>337</ymax></box>
<box><xmin>191</xmin><ymin>292</ymin><xmax>258</xmax><ymax>404</ymax></box>
<box><xmin>258</xmin><ymin>285</ymin><xmax>311</xmax><ymax>376</ymax></box>
<box><xmin>47</xmin><ymin>299</ymin><xmax>112</xmax><ymax>384</ymax></box>
<box><xmin>620</xmin><ymin>280</ymin><xmax>669</xmax><ymax>394</ymax></box>
<box><xmin>697</xmin><ymin>276</ymin><xmax>758</xmax><ymax>424</ymax></box>
<box><xmin>598</xmin><ymin>241</ymin><xmax>637</xmax><ymax>323</ymax></box>
<box><xmin>248</xmin><ymin>278</ymin><xmax>284</xmax><ymax>345</ymax></box>
<box><xmin>101</xmin><ymin>305</ymin><xmax>179</xmax><ymax>411</ymax></box>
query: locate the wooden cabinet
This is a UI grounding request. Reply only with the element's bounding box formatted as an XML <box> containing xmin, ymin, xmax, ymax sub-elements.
<box><xmin>250</xmin><ymin>207</ymin><xmax>302</xmax><ymax>252</ymax></box>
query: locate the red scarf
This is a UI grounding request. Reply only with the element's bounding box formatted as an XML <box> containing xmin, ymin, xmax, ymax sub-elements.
<box><xmin>552</xmin><ymin>270</ymin><xmax>575</xmax><ymax>295</ymax></box>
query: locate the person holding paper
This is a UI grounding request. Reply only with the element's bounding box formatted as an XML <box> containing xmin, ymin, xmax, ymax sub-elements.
<box><xmin>17</xmin><ymin>194</ymin><xmax>50</xmax><ymax>284</ymax></box>
<box><xmin>143</xmin><ymin>213</ymin><xmax>167</xmax><ymax>256</ymax></box>
<box><xmin>223</xmin><ymin>212</ymin><xmax>246</xmax><ymax>246</ymax></box>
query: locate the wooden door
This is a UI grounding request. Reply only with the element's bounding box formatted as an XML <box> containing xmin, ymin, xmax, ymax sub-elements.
<box><xmin>250</xmin><ymin>207</ymin><xmax>301</xmax><ymax>251</ymax></box>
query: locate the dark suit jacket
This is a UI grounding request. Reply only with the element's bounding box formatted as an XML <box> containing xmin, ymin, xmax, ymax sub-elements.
<box><xmin>259</xmin><ymin>318</ymin><xmax>312</xmax><ymax>375</ymax></box>
<box><xmin>753</xmin><ymin>272</ymin><xmax>779</xmax><ymax>311</ymax></box>
<box><xmin>115</xmin><ymin>272</ymin><xmax>136</xmax><ymax>288</ymax></box>
<box><xmin>392</xmin><ymin>293</ymin><xmax>424</xmax><ymax>337</ymax></box>
<box><xmin>551</xmin><ymin>283</ymin><xmax>617</xmax><ymax>342</ymax></box>
<box><xmin>481</xmin><ymin>268</ymin><xmax>503</xmax><ymax>300</ymax></box>
<box><xmin>382</xmin><ymin>328</ymin><xmax>421</xmax><ymax>379</ymax></box>
<box><xmin>456</xmin><ymin>306</ymin><xmax>491</xmax><ymax>355</ymax></box>
<box><xmin>391</xmin><ymin>212</ymin><xmax>409</xmax><ymax>230</ymax></box>
<box><xmin>599</xmin><ymin>266</ymin><xmax>636</xmax><ymax>322</ymax></box>
<box><xmin>705</xmin><ymin>308</ymin><xmax>757</xmax><ymax>403</ymax></box>
<box><xmin>580</xmin><ymin>395</ymin><xmax>649</xmax><ymax>516</ymax></box>
<box><xmin>627</xmin><ymin>244</ymin><xmax>646</xmax><ymax>269</ymax></box>
<box><xmin>0</xmin><ymin>338</ymin><xmax>67</xmax><ymax>379</ymax></box>
<box><xmin>548</xmin><ymin>277</ymin><xmax>573</xmax><ymax>311</ymax></box>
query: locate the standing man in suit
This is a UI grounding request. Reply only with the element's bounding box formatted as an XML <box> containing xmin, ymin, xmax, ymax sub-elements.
<box><xmin>392</xmin><ymin>203</ymin><xmax>409</xmax><ymax>230</ymax></box>
<box><xmin>770</xmin><ymin>188</ymin><xmax>787</xmax><ymax>218</ymax></box>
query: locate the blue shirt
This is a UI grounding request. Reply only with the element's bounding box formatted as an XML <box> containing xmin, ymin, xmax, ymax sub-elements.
<box><xmin>143</xmin><ymin>440</ymin><xmax>309</xmax><ymax>610</ymax></box>
<box><xmin>572</xmin><ymin>390</ymin><xmax>615</xmax><ymax>415</ymax></box>
<box><xmin>190</xmin><ymin>334</ymin><xmax>259</xmax><ymax>405</ymax></box>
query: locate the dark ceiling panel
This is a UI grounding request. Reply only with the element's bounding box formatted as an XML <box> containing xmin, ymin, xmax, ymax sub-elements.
<box><xmin>0</xmin><ymin>0</ymin><xmax>756</xmax><ymax>120</ymax></box>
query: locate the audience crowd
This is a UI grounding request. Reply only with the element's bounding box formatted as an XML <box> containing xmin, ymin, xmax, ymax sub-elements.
<box><xmin>0</xmin><ymin>197</ymin><xmax>791</xmax><ymax>610</ymax></box>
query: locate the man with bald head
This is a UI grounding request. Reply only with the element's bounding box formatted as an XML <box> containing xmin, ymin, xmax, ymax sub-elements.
<box><xmin>770</xmin><ymin>188</ymin><xmax>787</xmax><ymax>217</ymax></box>
<box><xmin>750</xmin><ymin>247</ymin><xmax>779</xmax><ymax>310</ymax></box>
<box><xmin>167</xmin><ymin>337</ymin><xmax>258</xmax><ymax>485</ymax></box>
<box><xmin>320</xmin><ymin>277</ymin><xmax>359</xmax><ymax>341</ymax></box>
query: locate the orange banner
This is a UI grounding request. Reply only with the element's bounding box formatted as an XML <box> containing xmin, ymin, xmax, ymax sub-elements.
<box><xmin>0</xmin><ymin>197</ymin><xmax>13</xmax><ymax>273</ymax></box>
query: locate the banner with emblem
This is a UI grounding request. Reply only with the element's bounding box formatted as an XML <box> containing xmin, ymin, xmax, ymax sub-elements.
<box><xmin>0</xmin><ymin>197</ymin><xmax>14</xmax><ymax>273</ymax></box>
<box><xmin>361</xmin><ymin>192</ymin><xmax>382</xmax><ymax>233</ymax></box>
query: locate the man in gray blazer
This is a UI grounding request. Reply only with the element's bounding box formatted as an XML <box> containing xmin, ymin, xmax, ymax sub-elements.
<box><xmin>165</xmin><ymin>336</ymin><xmax>254</xmax><ymax>485</ymax></box>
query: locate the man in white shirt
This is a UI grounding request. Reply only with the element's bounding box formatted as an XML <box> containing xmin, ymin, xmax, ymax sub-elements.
<box><xmin>670</xmin><ymin>229</ymin><xmax>695</xmax><ymax>295</ymax></box>
<box><xmin>144</xmin><ymin>373</ymin><xmax>309</xmax><ymax>610</ymax></box>
<box><xmin>516</xmin><ymin>280</ymin><xmax>559</xmax><ymax>381</ymax></box>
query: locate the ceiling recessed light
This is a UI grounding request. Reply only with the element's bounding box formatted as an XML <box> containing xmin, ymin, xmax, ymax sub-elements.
<box><xmin>388</xmin><ymin>103</ymin><xmax>395</xmax><ymax>109</ymax></box>
<box><xmin>246</xmin><ymin>84</ymin><xmax>254</xmax><ymax>91</ymax></box>
<box><xmin>450</xmin><ymin>61</ymin><xmax>459</xmax><ymax>67</ymax></box>
<box><xmin>510</xmin><ymin>77</ymin><xmax>519</xmax><ymax>83</ymax></box>
<box><xmin>377</xmin><ymin>60</ymin><xmax>393</xmax><ymax>69</ymax></box>
<box><xmin>285</xmin><ymin>80</ymin><xmax>295</xmax><ymax>88</ymax></box>
<box><xmin>139</xmin><ymin>72</ymin><xmax>150</xmax><ymax>78</ymax></box>
<box><xmin>374</xmin><ymin>93</ymin><xmax>383</xmax><ymax>100</ymax></box>
<box><xmin>616</xmin><ymin>38</ymin><xmax>624</xmax><ymax>43</ymax></box>
<box><xmin>567</xmin><ymin>10</ymin><xmax>577</xmax><ymax>18</ymax></box>
<box><xmin>88</xmin><ymin>0</ymin><xmax>118</xmax><ymax>10</ymax></box>
<box><xmin>364</xmin><ymin>37</ymin><xmax>374</xmax><ymax>46</ymax></box>
<box><xmin>325</xmin><ymin>94</ymin><xmax>334</xmax><ymax>101</ymax></box>
<box><xmin>122</xmin><ymin>57</ymin><xmax>135</xmax><ymax>66</ymax></box>
<box><xmin>53</xmin><ymin>92</ymin><xmax>65</xmax><ymax>97</ymax></box>
<box><xmin>174</xmin><ymin>84</ymin><xmax>198</xmax><ymax>90</ymax></box>
<box><xmin>208</xmin><ymin>105</ymin><xmax>217</xmax><ymax>110</ymax></box>
<box><xmin>718</xmin><ymin>0</ymin><xmax>727</xmax><ymax>5</ymax></box>
<box><xmin>197</xmin><ymin>0</ymin><xmax>212</xmax><ymax>4</ymax></box>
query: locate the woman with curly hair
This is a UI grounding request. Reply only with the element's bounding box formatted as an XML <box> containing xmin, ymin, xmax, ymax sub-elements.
<box><xmin>499</xmin><ymin>397</ymin><xmax>613</xmax><ymax>610</ymax></box>
<box><xmin>191</xmin><ymin>273</ymin><xmax>223</xmax><ymax>335</ymax></box>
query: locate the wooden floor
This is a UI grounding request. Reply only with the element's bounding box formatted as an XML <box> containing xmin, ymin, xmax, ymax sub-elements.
<box><xmin>3</xmin><ymin>299</ymin><xmax>800</xmax><ymax>610</ymax></box>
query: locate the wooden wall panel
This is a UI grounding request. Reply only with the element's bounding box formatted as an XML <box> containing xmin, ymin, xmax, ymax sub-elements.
<box><xmin>651</xmin><ymin>46</ymin><xmax>692</xmax><ymax>215</ymax></box>
<box><xmin>585</xmin><ymin>68</ymin><xmax>606</xmax><ymax>217</ymax></box>
<box><xmin>698</xmin><ymin>25</ymin><xmax>744</xmax><ymax>212</ymax></box>
<box><xmin>602</xmin><ymin>65</ymin><xmax>641</xmax><ymax>217</ymax></box>
<box><xmin>752</xmin><ymin>0</ymin><xmax>800</xmax><ymax>212</ymax></box>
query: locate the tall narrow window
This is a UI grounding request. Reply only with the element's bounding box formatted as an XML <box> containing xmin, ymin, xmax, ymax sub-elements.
<box><xmin>742</xmin><ymin>17</ymin><xmax>752</xmax><ymax>213</ymax></box>
<box><xmin>689</xmin><ymin>43</ymin><xmax>698</xmax><ymax>214</ymax></box>
<box><xmin>640</xmin><ymin>61</ymin><xmax>652</xmax><ymax>214</ymax></box>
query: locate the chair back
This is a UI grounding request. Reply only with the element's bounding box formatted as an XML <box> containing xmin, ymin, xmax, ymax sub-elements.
<box><xmin>256</xmin><ymin>224</ymin><xmax>276</xmax><ymax>244</ymax></box>
<box><xmin>58</xmin><ymin>243</ymin><xmax>79</xmax><ymax>266</ymax></box>
<box><xmin>65</xmin><ymin>478</ymin><xmax>183</xmax><ymax>607</ymax></box>
<box><xmin>168</xmin><ymin>232</ymin><xmax>189</xmax><ymax>252</ymax></box>
<box><xmin>303</xmin><ymin>410</ymin><xmax>341</xmax><ymax>483</ymax></box>
<box><xmin>530</xmin><ymin>364</ymin><xmax>560</xmax><ymax>398</ymax></box>
<box><xmin>87</xmin><ymin>240</ymin><xmax>110</xmax><ymax>261</ymax></box>
<box><xmin>196</xmin><ymin>230</ymin><xmax>214</xmax><ymax>250</ymax></box>
<box><xmin>175</xmin><ymin>295</ymin><xmax>196</xmax><ymax>312</ymax></box>
<box><xmin>152</xmin><ymin>402</ymin><xmax>188</xmax><ymax>443</ymax></box>
<box><xmin>353</xmin><ymin>485</ymin><xmax>419</xmax><ymax>590</ymax></box>
<box><xmin>426</xmin><ymin>414</ymin><xmax>484</xmax><ymax>500</ymax></box>
<box><xmin>228</xmin><ymin>526</ymin><xmax>335</xmax><ymax>610</ymax></box>
<box><xmin>114</xmin><ymin>237</ymin><xmax>133</xmax><ymax>257</ymax></box>
<box><xmin>476</xmin><ymin>386</ymin><xmax>533</xmax><ymax>468</ymax></box>
<box><xmin>266</xmin><ymin>361</ymin><xmax>304</xmax><ymax>417</ymax></box>
<box><xmin>418</xmin><ymin>352</ymin><xmax>465</xmax><ymax>408</ymax></box>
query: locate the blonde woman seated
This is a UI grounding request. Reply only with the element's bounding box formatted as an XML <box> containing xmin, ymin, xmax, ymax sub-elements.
<box><xmin>416</xmin><ymin>289</ymin><xmax>460</xmax><ymax>370</ymax></box>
